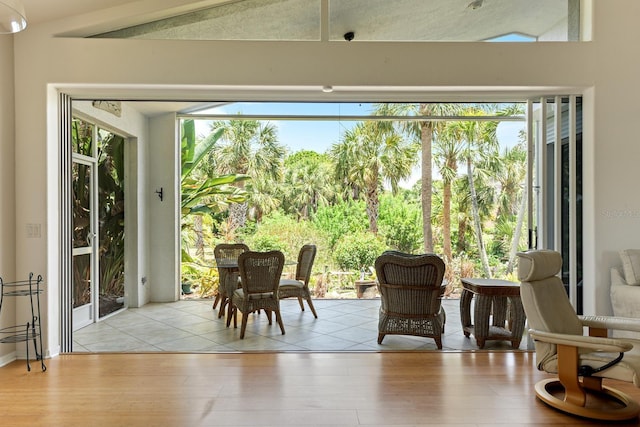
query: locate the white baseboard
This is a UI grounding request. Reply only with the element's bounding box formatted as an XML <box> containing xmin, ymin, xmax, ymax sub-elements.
<box><xmin>0</xmin><ymin>351</ymin><xmax>17</xmax><ymax>368</ymax></box>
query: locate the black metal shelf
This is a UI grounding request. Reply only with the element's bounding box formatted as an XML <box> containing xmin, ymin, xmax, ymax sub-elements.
<box><xmin>0</xmin><ymin>273</ymin><xmax>46</xmax><ymax>372</ymax></box>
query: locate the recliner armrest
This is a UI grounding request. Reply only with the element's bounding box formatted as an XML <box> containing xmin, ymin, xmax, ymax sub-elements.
<box><xmin>579</xmin><ymin>315</ymin><xmax>640</xmax><ymax>333</ymax></box>
<box><xmin>529</xmin><ymin>329</ymin><xmax>634</xmax><ymax>353</ymax></box>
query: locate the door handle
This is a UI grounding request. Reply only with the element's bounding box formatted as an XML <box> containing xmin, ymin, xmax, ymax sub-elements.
<box><xmin>87</xmin><ymin>232</ymin><xmax>97</xmax><ymax>245</ymax></box>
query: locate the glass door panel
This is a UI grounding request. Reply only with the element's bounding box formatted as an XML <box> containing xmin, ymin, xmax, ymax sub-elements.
<box><xmin>97</xmin><ymin>131</ymin><xmax>125</xmax><ymax>317</ymax></box>
<box><xmin>72</xmin><ymin>161</ymin><xmax>95</xmax><ymax>329</ymax></box>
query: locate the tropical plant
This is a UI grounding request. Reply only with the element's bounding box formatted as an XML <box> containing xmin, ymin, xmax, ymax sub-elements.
<box><xmin>312</xmin><ymin>199</ymin><xmax>368</xmax><ymax>250</ymax></box>
<box><xmin>330</xmin><ymin>109</ymin><xmax>419</xmax><ymax>234</ymax></box>
<box><xmin>454</xmin><ymin>110</ymin><xmax>500</xmax><ymax>278</ymax></box>
<box><xmin>280</xmin><ymin>150</ymin><xmax>335</xmax><ymax>219</ymax></box>
<box><xmin>333</xmin><ymin>232</ymin><xmax>387</xmax><ymax>271</ymax></box>
<box><xmin>96</xmin><ymin>131</ymin><xmax>126</xmax><ymax>301</ymax></box>
<box><xmin>207</xmin><ymin>118</ymin><xmax>286</xmax><ymax>230</ymax></box>
<box><xmin>394</xmin><ymin>103</ymin><xmax>463</xmax><ymax>252</ymax></box>
<box><xmin>180</xmin><ymin>119</ymin><xmax>250</xmax><ymax>282</ymax></box>
<box><xmin>181</xmin><ymin>119</ymin><xmax>249</xmax><ymax>218</ymax></box>
<box><xmin>378</xmin><ymin>192</ymin><xmax>423</xmax><ymax>253</ymax></box>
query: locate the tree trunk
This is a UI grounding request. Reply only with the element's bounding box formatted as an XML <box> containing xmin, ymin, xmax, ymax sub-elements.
<box><xmin>365</xmin><ymin>182</ymin><xmax>379</xmax><ymax>235</ymax></box>
<box><xmin>506</xmin><ymin>184</ymin><xmax>527</xmax><ymax>274</ymax></box>
<box><xmin>194</xmin><ymin>215</ymin><xmax>204</xmax><ymax>259</ymax></box>
<box><xmin>229</xmin><ymin>202</ymin><xmax>248</xmax><ymax>230</ymax></box>
<box><xmin>467</xmin><ymin>157</ymin><xmax>492</xmax><ymax>278</ymax></box>
<box><xmin>421</xmin><ymin>121</ymin><xmax>433</xmax><ymax>252</ymax></box>
<box><xmin>442</xmin><ymin>158</ymin><xmax>456</xmax><ymax>264</ymax></box>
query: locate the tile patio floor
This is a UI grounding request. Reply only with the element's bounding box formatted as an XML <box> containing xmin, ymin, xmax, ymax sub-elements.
<box><xmin>72</xmin><ymin>298</ymin><xmax>532</xmax><ymax>353</ymax></box>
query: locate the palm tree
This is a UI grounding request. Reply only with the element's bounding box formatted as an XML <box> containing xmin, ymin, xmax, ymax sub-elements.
<box><xmin>281</xmin><ymin>151</ymin><xmax>335</xmax><ymax>219</ymax></box>
<box><xmin>331</xmin><ymin>114</ymin><xmax>418</xmax><ymax>234</ymax></box>
<box><xmin>389</xmin><ymin>104</ymin><xmax>461</xmax><ymax>252</ymax></box>
<box><xmin>493</xmin><ymin>141</ymin><xmax>528</xmax><ymax>273</ymax></box>
<box><xmin>433</xmin><ymin>124</ymin><xmax>465</xmax><ymax>264</ymax></box>
<box><xmin>450</xmin><ymin>107</ymin><xmax>500</xmax><ymax>278</ymax></box>
<box><xmin>209</xmin><ymin>119</ymin><xmax>286</xmax><ymax>230</ymax></box>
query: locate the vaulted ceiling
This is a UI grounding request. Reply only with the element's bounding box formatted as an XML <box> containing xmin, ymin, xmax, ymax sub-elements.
<box><xmin>22</xmin><ymin>0</ymin><xmax>575</xmax><ymax>42</ymax></box>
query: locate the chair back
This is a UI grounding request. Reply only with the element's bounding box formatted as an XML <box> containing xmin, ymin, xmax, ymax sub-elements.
<box><xmin>214</xmin><ymin>243</ymin><xmax>250</xmax><ymax>266</ymax></box>
<box><xmin>214</xmin><ymin>243</ymin><xmax>250</xmax><ymax>294</ymax></box>
<box><xmin>517</xmin><ymin>250</ymin><xmax>583</xmax><ymax>366</ymax></box>
<box><xmin>295</xmin><ymin>244</ymin><xmax>317</xmax><ymax>284</ymax></box>
<box><xmin>238</xmin><ymin>250</ymin><xmax>285</xmax><ymax>295</ymax></box>
<box><xmin>374</xmin><ymin>252</ymin><xmax>445</xmax><ymax>315</ymax></box>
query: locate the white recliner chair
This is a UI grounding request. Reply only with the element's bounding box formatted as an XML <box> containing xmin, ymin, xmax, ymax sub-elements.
<box><xmin>518</xmin><ymin>249</ymin><xmax>640</xmax><ymax>421</ymax></box>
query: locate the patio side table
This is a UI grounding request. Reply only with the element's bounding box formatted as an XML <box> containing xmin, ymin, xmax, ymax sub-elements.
<box><xmin>459</xmin><ymin>278</ymin><xmax>526</xmax><ymax>349</ymax></box>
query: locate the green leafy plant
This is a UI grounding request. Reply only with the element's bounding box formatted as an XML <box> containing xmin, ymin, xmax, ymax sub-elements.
<box><xmin>333</xmin><ymin>232</ymin><xmax>387</xmax><ymax>271</ymax></box>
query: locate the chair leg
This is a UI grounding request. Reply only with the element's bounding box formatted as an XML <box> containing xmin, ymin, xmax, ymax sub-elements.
<box><xmin>306</xmin><ymin>297</ymin><xmax>318</xmax><ymax>318</ymax></box>
<box><xmin>218</xmin><ymin>297</ymin><xmax>227</xmax><ymax>319</ymax></box>
<box><xmin>212</xmin><ymin>293</ymin><xmax>220</xmax><ymax>310</ymax></box>
<box><xmin>297</xmin><ymin>297</ymin><xmax>305</xmax><ymax>311</ymax></box>
<box><xmin>233</xmin><ymin>306</ymin><xmax>237</xmax><ymax>328</ymax></box>
<box><xmin>227</xmin><ymin>299</ymin><xmax>234</xmax><ymax>324</ymax></box>
<box><xmin>378</xmin><ymin>333</ymin><xmax>385</xmax><ymax>344</ymax></box>
<box><xmin>226</xmin><ymin>304</ymin><xmax>234</xmax><ymax>328</ymax></box>
<box><xmin>239</xmin><ymin>313</ymin><xmax>248</xmax><ymax>339</ymax></box>
<box><xmin>275</xmin><ymin>310</ymin><xmax>285</xmax><ymax>335</ymax></box>
<box><xmin>434</xmin><ymin>336</ymin><xmax>443</xmax><ymax>350</ymax></box>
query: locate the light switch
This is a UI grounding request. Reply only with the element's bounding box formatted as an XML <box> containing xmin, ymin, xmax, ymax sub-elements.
<box><xmin>26</xmin><ymin>223</ymin><xmax>41</xmax><ymax>238</ymax></box>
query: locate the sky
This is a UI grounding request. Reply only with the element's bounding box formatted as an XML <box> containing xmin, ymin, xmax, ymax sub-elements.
<box><xmin>196</xmin><ymin>102</ymin><xmax>524</xmax><ymax>153</ymax></box>
<box><xmin>194</xmin><ymin>102</ymin><xmax>525</xmax><ymax>187</ymax></box>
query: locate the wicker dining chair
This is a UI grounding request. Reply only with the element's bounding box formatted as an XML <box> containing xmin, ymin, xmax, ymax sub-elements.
<box><xmin>231</xmin><ymin>250</ymin><xmax>286</xmax><ymax>339</ymax></box>
<box><xmin>213</xmin><ymin>243</ymin><xmax>249</xmax><ymax>321</ymax></box>
<box><xmin>374</xmin><ymin>251</ymin><xmax>447</xmax><ymax>348</ymax></box>
<box><xmin>279</xmin><ymin>244</ymin><xmax>318</xmax><ymax>318</ymax></box>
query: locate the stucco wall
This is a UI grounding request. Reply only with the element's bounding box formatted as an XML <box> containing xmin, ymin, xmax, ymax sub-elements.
<box><xmin>5</xmin><ymin>0</ymin><xmax>640</xmax><ymax>358</ymax></box>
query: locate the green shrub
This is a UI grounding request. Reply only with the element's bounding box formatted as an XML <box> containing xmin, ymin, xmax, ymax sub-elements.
<box><xmin>333</xmin><ymin>232</ymin><xmax>387</xmax><ymax>271</ymax></box>
<box><xmin>312</xmin><ymin>199</ymin><xmax>368</xmax><ymax>250</ymax></box>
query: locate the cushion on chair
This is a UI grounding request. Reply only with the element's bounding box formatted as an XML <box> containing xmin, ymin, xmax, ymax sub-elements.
<box><xmin>233</xmin><ymin>289</ymin><xmax>274</xmax><ymax>300</ymax></box>
<box><xmin>619</xmin><ymin>249</ymin><xmax>640</xmax><ymax>285</ymax></box>
<box><xmin>279</xmin><ymin>279</ymin><xmax>303</xmax><ymax>289</ymax></box>
<box><xmin>517</xmin><ymin>249</ymin><xmax>563</xmax><ymax>282</ymax></box>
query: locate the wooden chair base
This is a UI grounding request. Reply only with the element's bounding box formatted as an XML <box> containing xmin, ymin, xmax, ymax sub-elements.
<box><xmin>535</xmin><ymin>378</ymin><xmax>640</xmax><ymax>421</ymax></box>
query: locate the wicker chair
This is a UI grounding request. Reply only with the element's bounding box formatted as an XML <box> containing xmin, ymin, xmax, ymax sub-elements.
<box><xmin>231</xmin><ymin>250</ymin><xmax>286</xmax><ymax>339</ymax></box>
<box><xmin>279</xmin><ymin>244</ymin><xmax>318</xmax><ymax>318</ymax></box>
<box><xmin>374</xmin><ymin>251</ymin><xmax>446</xmax><ymax>348</ymax></box>
<box><xmin>213</xmin><ymin>243</ymin><xmax>249</xmax><ymax>322</ymax></box>
<box><xmin>518</xmin><ymin>249</ymin><xmax>640</xmax><ymax>421</ymax></box>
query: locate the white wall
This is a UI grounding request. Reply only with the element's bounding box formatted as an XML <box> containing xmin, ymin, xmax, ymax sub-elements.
<box><xmin>6</xmin><ymin>0</ymin><xmax>640</xmax><ymax>357</ymax></box>
<box><xmin>148</xmin><ymin>113</ymin><xmax>180</xmax><ymax>303</ymax></box>
<box><xmin>0</xmin><ymin>35</ymin><xmax>16</xmax><ymax>365</ymax></box>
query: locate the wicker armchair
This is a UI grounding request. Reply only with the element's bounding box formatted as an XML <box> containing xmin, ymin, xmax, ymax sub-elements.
<box><xmin>231</xmin><ymin>250</ymin><xmax>286</xmax><ymax>339</ymax></box>
<box><xmin>374</xmin><ymin>252</ymin><xmax>446</xmax><ymax>348</ymax></box>
<box><xmin>279</xmin><ymin>244</ymin><xmax>318</xmax><ymax>318</ymax></box>
<box><xmin>213</xmin><ymin>243</ymin><xmax>249</xmax><ymax>321</ymax></box>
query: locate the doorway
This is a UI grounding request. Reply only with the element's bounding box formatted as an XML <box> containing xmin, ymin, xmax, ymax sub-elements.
<box><xmin>71</xmin><ymin>117</ymin><xmax>126</xmax><ymax>330</ymax></box>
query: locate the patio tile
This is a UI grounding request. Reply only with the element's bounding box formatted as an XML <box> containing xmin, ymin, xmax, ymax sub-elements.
<box><xmin>72</xmin><ymin>298</ymin><xmax>531</xmax><ymax>353</ymax></box>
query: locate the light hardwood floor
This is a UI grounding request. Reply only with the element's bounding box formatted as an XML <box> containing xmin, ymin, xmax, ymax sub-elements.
<box><xmin>1</xmin><ymin>352</ymin><xmax>639</xmax><ymax>426</ymax></box>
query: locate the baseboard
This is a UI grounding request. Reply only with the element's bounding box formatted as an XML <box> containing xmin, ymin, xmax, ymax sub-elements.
<box><xmin>0</xmin><ymin>351</ymin><xmax>17</xmax><ymax>368</ymax></box>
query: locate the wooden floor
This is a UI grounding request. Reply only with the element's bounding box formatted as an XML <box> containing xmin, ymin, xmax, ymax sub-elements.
<box><xmin>1</xmin><ymin>352</ymin><xmax>639</xmax><ymax>426</ymax></box>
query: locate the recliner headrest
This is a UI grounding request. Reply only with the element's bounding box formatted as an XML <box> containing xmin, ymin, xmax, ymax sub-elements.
<box><xmin>517</xmin><ymin>250</ymin><xmax>562</xmax><ymax>282</ymax></box>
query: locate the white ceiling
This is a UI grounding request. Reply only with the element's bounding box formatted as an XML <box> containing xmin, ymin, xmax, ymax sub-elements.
<box><xmin>22</xmin><ymin>0</ymin><xmax>571</xmax><ymax>41</ymax></box>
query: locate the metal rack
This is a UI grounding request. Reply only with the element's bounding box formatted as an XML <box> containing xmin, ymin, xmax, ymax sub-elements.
<box><xmin>0</xmin><ymin>273</ymin><xmax>46</xmax><ymax>371</ymax></box>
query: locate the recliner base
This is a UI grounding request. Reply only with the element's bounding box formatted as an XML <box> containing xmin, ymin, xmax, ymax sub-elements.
<box><xmin>535</xmin><ymin>378</ymin><xmax>640</xmax><ymax>421</ymax></box>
